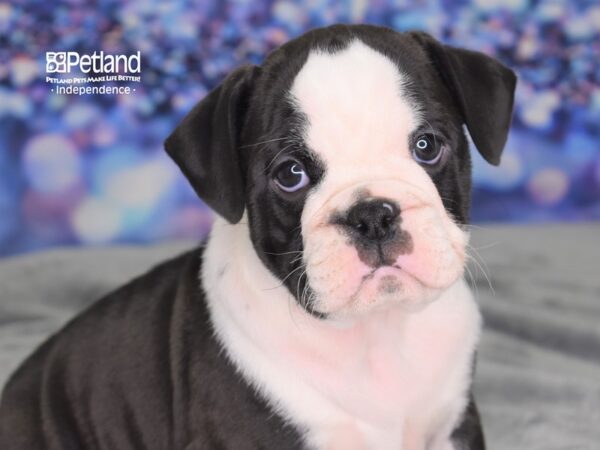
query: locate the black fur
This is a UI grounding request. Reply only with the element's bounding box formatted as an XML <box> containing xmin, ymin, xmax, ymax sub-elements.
<box><xmin>165</xmin><ymin>65</ymin><xmax>260</xmax><ymax>223</ymax></box>
<box><xmin>2</xmin><ymin>24</ymin><xmax>516</xmax><ymax>449</ymax></box>
<box><xmin>0</xmin><ymin>249</ymin><xmax>305</xmax><ymax>449</ymax></box>
<box><xmin>410</xmin><ymin>31</ymin><xmax>517</xmax><ymax>166</ymax></box>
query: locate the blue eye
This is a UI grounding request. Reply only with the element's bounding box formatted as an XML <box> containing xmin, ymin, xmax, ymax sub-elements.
<box><xmin>274</xmin><ymin>160</ymin><xmax>310</xmax><ymax>192</ymax></box>
<box><xmin>412</xmin><ymin>134</ymin><xmax>444</xmax><ymax>165</ymax></box>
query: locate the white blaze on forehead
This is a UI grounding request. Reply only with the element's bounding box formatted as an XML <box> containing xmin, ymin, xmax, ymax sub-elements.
<box><xmin>289</xmin><ymin>40</ymin><xmax>421</xmax><ymax>165</ymax></box>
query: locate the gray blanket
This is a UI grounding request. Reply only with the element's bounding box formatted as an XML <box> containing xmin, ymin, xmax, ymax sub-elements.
<box><xmin>1</xmin><ymin>224</ymin><xmax>598</xmax><ymax>449</ymax></box>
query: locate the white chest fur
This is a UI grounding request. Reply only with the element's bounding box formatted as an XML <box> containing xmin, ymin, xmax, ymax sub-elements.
<box><xmin>202</xmin><ymin>218</ymin><xmax>481</xmax><ymax>450</ymax></box>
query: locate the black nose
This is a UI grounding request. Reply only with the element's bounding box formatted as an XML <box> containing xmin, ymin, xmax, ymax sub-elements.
<box><xmin>344</xmin><ymin>199</ymin><xmax>400</xmax><ymax>241</ymax></box>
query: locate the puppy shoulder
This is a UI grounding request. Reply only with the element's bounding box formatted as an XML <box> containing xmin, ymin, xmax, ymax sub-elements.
<box><xmin>0</xmin><ymin>246</ymin><xmax>208</xmax><ymax>448</ymax></box>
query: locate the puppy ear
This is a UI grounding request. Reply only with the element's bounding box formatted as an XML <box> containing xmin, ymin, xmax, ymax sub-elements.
<box><xmin>165</xmin><ymin>65</ymin><xmax>259</xmax><ymax>223</ymax></box>
<box><xmin>410</xmin><ymin>32</ymin><xmax>517</xmax><ymax>166</ymax></box>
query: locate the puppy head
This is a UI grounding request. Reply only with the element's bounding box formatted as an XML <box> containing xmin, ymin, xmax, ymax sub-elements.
<box><xmin>166</xmin><ymin>25</ymin><xmax>516</xmax><ymax>320</ymax></box>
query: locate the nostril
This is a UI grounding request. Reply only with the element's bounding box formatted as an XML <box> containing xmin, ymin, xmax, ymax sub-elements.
<box><xmin>355</xmin><ymin>221</ymin><xmax>368</xmax><ymax>235</ymax></box>
<box><xmin>381</xmin><ymin>214</ymin><xmax>393</xmax><ymax>228</ymax></box>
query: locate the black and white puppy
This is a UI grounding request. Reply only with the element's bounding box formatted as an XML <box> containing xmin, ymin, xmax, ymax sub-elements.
<box><xmin>0</xmin><ymin>25</ymin><xmax>516</xmax><ymax>450</ymax></box>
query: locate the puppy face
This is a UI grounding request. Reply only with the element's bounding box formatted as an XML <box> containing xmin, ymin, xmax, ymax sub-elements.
<box><xmin>166</xmin><ymin>25</ymin><xmax>516</xmax><ymax>319</ymax></box>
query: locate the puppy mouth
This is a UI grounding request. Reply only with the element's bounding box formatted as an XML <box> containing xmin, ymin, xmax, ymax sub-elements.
<box><xmin>308</xmin><ymin>253</ymin><xmax>463</xmax><ymax>318</ymax></box>
<box><xmin>302</xmin><ymin>199</ymin><xmax>467</xmax><ymax>317</ymax></box>
<box><xmin>362</xmin><ymin>264</ymin><xmax>403</xmax><ymax>281</ymax></box>
<box><xmin>349</xmin><ymin>264</ymin><xmax>404</xmax><ymax>301</ymax></box>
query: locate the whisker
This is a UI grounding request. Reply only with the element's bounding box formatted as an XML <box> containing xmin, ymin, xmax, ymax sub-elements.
<box><xmin>264</xmin><ymin>143</ymin><xmax>297</xmax><ymax>173</ymax></box>
<box><xmin>467</xmin><ymin>243</ymin><xmax>493</xmax><ymax>277</ymax></box>
<box><xmin>264</xmin><ymin>250</ymin><xmax>304</xmax><ymax>257</ymax></box>
<box><xmin>262</xmin><ymin>263</ymin><xmax>305</xmax><ymax>291</ymax></box>
<box><xmin>301</xmin><ymin>274</ymin><xmax>311</xmax><ymax>311</ymax></box>
<box><xmin>239</xmin><ymin>137</ymin><xmax>287</xmax><ymax>149</ymax></box>
<box><xmin>290</xmin><ymin>253</ymin><xmax>305</xmax><ymax>265</ymax></box>
<box><xmin>437</xmin><ymin>195</ymin><xmax>458</xmax><ymax>205</ymax></box>
<box><xmin>463</xmin><ymin>262</ymin><xmax>478</xmax><ymax>298</ymax></box>
<box><xmin>462</xmin><ymin>223</ymin><xmax>491</xmax><ymax>231</ymax></box>
<box><xmin>466</xmin><ymin>245</ymin><xmax>495</xmax><ymax>295</ymax></box>
<box><xmin>469</xmin><ymin>241</ymin><xmax>501</xmax><ymax>251</ymax></box>
<box><xmin>296</xmin><ymin>268</ymin><xmax>307</xmax><ymax>309</ymax></box>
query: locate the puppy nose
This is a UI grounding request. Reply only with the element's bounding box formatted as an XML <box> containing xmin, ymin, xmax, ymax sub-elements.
<box><xmin>345</xmin><ymin>199</ymin><xmax>400</xmax><ymax>241</ymax></box>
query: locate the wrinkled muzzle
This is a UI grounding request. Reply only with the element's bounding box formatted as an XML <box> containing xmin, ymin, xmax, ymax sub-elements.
<box><xmin>301</xmin><ymin>177</ymin><xmax>467</xmax><ymax>319</ymax></box>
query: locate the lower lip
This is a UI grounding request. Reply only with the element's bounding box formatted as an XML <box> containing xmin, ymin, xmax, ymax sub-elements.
<box><xmin>366</xmin><ymin>265</ymin><xmax>402</xmax><ymax>279</ymax></box>
<box><xmin>366</xmin><ymin>264</ymin><xmax>425</xmax><ymax>289</ymax></box>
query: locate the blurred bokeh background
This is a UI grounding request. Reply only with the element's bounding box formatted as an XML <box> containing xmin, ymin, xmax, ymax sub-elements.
<box><xmin>1</xmin><ymin>0</ymin><xmax>599</xmax><ymax>256</ymax></box>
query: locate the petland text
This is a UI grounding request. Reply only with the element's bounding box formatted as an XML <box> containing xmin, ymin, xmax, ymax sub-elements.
<box><xmin>46</xmin><ymin>51</ymin><xmax>141</xmax><ymax>74</ymax></box>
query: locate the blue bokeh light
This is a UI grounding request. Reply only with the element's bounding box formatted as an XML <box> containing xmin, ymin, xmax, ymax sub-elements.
<box><xmin>1</xmin><ymin>0</ymin><xmax>599</xmax><ymax>255</ymax></box>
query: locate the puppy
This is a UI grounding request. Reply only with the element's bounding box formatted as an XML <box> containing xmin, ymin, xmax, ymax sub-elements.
<box><xmin>0</xmin><ymin>25</ymin><xmax>515</xmax><ymax>450</ymax></box>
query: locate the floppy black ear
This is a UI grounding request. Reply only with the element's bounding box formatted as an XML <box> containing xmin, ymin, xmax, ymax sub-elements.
<box><xmin>410</xmin><ymin>32</ymin><xmax>517</xmax><ymax>166</ymax></box>
<box><xmin>165</xmin><ymin>65</ymin><xmax>259</xmax><ymax>223</ymax></box>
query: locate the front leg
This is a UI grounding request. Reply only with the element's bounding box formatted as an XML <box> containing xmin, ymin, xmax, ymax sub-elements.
<box><xmin>449</xmin><ymin>394</ymin><xmax>485</xmax><ymax>450</ymax></box>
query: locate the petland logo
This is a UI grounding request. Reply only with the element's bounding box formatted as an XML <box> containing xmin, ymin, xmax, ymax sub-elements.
<box><xmin>45</xmin><ymin>51</ymin><xmax>142</xmax><ymax>95</ymax></box>
<box><xmin>46</xmin><ymin>51</ymin><xmax>141</xmax><ymax>74</ymax></box>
